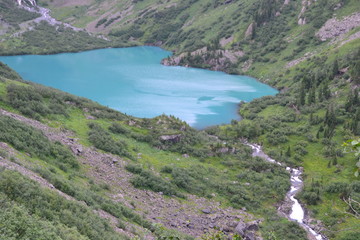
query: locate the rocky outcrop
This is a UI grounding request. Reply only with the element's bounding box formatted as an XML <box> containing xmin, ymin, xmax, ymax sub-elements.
<box><xmin>159</xmin><ymin>134</ymin><xmax>182</xmax><ymax>143</ymax></box>
<box><xmin>220</xmin><ymin>36</ymin><xmax>234</xmax><ymax>47</ymax></box>
<box><xmin>297</xmin><ymin>0</ymin><xmax>312</xmax><ymax>25</ymax></box>
<box><xmin>286</xmin><ymin>52</ymin><xmax>315</xmax><ymax>68</ymax></box>
<box><xmin>316</xmin><ymin>12</ymin><xmax>360</xmax><ymax>41</ymax></box>
<box><xmin>162</xmin><ymin>47</ymin><xmax>244</xmax><ymax>72</ymax></box>
<box><xmin>245</xmin><ymin>23</ymin><xmax>255</xmax><ymax>39</ymax></box>
<box><xmin>234</xmin><ymin>220</ymin><xmax>262</xmax><ymax>240</ymax></box>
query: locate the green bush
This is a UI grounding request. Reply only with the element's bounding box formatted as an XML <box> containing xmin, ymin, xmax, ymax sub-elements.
<box><xmin>88</xmin><ymin>123</ymin><xmax>132</xmax><ymax>159</ymax></box>
<box><xmin>0</xmin><ymin>169</ymin><xmax>127</xmax><ymax>240</ymax></box>
<box><xmin>0</xmin><ymin>116</ymin><xmax>78</xmax><ymax>170</ymax></box>
<box><xmin>126</xmin><ymin>164</ymin><xmax>184</xmax><ymax>198</ymax></box>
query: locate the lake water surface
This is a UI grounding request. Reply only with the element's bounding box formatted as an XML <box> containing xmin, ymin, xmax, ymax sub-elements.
<box><xmin>0</xmin><ymin>47</ymin><xmax>277</xmax><ymax>129</ymax></box>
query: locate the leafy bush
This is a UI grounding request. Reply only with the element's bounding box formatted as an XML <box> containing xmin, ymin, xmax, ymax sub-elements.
<box><xmin>109</xmin><ymin>123</ymin><xmax>130</xmax><ymax>135</ymax></box>
<box><xmin>325</xmin><ymin>182</ymin><xmax>349</xmax><ymax>194</ymax></box>
<box><xmin>0</xmin><ymin>169</ymin><xmax>127</xmax><ymax>240</ymax></box>
<box><xmin>126</xmin><ymin>164</ymin><xmax>184</xmax><ymax>198</ymax></box>
<box><xmin>0</xmin><ymin>116</ymin><xmax>78</xmax><ymax>170</ymax></box>
<box><xmin>88</xmin><ymin>123</ymin><xmax>132</xmax><ymax>159</ymax></box>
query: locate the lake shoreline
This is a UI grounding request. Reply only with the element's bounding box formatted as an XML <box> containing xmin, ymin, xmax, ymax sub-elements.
<box><xmin>0</xmin><ymin>46</ymin><xmax>277</xmax><ymax>129</ymax></box>
<box><xmin>0</xmin><ymin>44</ymin><xmax>280</xmax><ymax>90</ymax></box>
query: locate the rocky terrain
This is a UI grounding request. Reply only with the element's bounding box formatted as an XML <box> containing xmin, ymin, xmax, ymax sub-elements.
<box><xmin>0</xmin><ymin>108</ymin><xmax>261</xmax><ymax>239</ymax></box>
<box><xmin>316</xmin><ymin>12</ymin><xmax>360</xmax><ymax>42</ymax></box>
<box><xmin>162</xmin><ymin>46</ymin><xmax>244</xmax><ymax>72</ymax></box>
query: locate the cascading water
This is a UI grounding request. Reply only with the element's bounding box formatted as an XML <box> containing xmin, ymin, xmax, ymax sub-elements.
<box><xmin>16</xmin><ymin>0</ymin><xmax>37</xmax><ymax>6</ymax></box>
<box><xmin>245</xmin><ymin>142</ymin><xmax>324</xmax><ymax>240</ymax></box>
<box><xmin>15</xmin><ymin>0</ymin><xmax>82</xmax><ymax>31</ymax></box>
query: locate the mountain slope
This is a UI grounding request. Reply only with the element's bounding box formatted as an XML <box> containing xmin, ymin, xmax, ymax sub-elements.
<box><xmin>0</xmin><ymin>62</ymin><xmax>303</xmax><ymax>239</ymax></box>
<box><xmin>0</xmin><ymin>0</ymin><xmax>360</xmax><ymax>239</ymax></box>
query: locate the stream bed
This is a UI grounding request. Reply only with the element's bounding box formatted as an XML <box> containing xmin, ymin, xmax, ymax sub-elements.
<box><xmin>245</xmin><ymin>142</ymin><xmax>324</xmax><ymax>240</ymax></box>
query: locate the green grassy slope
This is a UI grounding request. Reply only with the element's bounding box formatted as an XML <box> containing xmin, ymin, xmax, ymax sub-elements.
<box><xmin>207</xmin><ymin>41</ymin><xmax>360</xmax><ymax>239</ymax></box>
<box><xmin>0</xmin><ymin>61</ymin><xmax>306</xmax><ymax>239</ymax></box>
<box><xmin>0</xmin><ymin>0</ymin><xmax>360</xmax><ymax>239</ymax></box>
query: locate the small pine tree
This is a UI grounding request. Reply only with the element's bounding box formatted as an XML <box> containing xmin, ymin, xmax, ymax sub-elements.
<box><xmin>318</xmin><ymin>86</ymin><xmax>324</xmax><ymax>102</ymax></box>
<box><xmin>332</xmin><ymin>59</ymin><xmax>339</xmax><ymax>77</ymax></box>
<box><xmin>307</xmin><ymin>87</ymin><xmax>316</xmax><ymax>105</ymax></box>
<box><xmin>323</xmin><ymin>83</ymin><xmax>331</xmax><ymax>100</ymax></box>
<box><xmin>298</xmin><ymin>82</ymin><xmax>306</xmax><ymax>106</ymax></box>
<box><xmin>286</xmin><ymin>146</ymin><xmax>291</xmax><ymax>157</ymax></box>
<box><xmin>316</xmin><ymin>130</ymin><xmax>320</xmax><ymax>139</ymax></box>
<box><xmin>324</xmin><ymin>104</ymin><xmax>337</xmax><ymax>129</ymax></box>
<box><xmin>332</xmin><ymin>157</ymin><xmax>338</xmax><ymax>166</ymax></box>
<box><xmin>350</xmin><ymin>59</ymin><xmax>360</xmax><ymax>84</ymax></box>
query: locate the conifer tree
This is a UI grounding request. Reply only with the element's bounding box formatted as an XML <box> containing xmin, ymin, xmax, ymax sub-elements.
<box><xmin>307</xmin><ymin>87</ymin><xmax>316</xmax><ymax>104</ymax></box>
<box><xmin>298</xmin><ymin>82</ymin><xmax>306</xmax><ymax>106</ymax></box>
<box><xmin>332</xmin><ymin>59</ymin><xmax>339</xmax><ymax>77</ymax></box>
<box><xmin>323</xmin><ymin>83</ymin><xmax>331</xmax><ymax>100</ymax></box>
<box><xmin>286</xmin><ymin>146</ymin><xmax>291</xmax><ymax>157</ymax></box>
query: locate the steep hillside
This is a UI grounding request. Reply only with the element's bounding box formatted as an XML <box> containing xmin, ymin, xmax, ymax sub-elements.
<box><xmin>0</xmin><ymin>62</ymin><xmax>306</xmax><ymax>240</ymax></box>
<box><xmin>0</xmin><ymin>0</ymin><xmax>360</xmax><ymax>240</ymax></box>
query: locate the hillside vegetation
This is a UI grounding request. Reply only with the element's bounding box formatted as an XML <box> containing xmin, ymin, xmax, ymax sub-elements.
<box><xmin>0</xmin><ymin>0</ymin><xmax>360</xmax><ymax>239</ymax></box>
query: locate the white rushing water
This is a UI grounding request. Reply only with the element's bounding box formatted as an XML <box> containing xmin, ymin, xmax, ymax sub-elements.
<box><xmin>16</xmin><ymin>0</ymin><xmax>82</xmax><ymax>31</ymax></box>
<box><xmin>245</xmin><ymin>141</ymin><xmax>324</xmax><ymax>240</ymax></box>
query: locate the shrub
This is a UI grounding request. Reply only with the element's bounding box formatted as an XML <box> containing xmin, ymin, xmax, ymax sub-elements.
<box><xmin>125</xmin><ymin>164</ymin><xmax>184</xmax><ymax>198</ymax></box>
<box><xmin>0</xmin><ymin>116</ymin><xmax>78</xmax><ymax>169</ymax></box>
<box><xmin>88</xmin><ymin>123</ymin><xmax>132</xmax><ymax>159</ymax></box>
<box><xmin>325</xmin><ymin>182</ymin><xmax>349</xmax><ymax>194</ymax></box>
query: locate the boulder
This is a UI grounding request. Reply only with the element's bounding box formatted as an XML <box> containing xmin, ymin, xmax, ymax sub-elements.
<box><xmin>235</xmin><ymin>220</ymin><xmax>261</xmax><ymax>239</ymax></box>
<box><xmin>244</xmin><ymin>232</ymin><xmax>256</xmax><ymax>240</ymax></box>
<box><xmin>159</xmin><ymin>134</ymin><xmax>182</xmax><ymax>143</ymax></box>
<box><xmin>245</xmin><ymin>23</ymin><xmax>255</xmax><ymax>39</ymax></box>
<box><xmin>235</xmin><ymin>222</ymin><xmax>247</xmax><ymax>235</ymax></box>
<box><xmin>246</xmin><ymin>221</ymin><xmax>259</xmax><ymax>231</ymax></box>
<box><xmin>202</xmin><ymin>208</ymin><xmax>212</xmax><ymax>214</ymax></box>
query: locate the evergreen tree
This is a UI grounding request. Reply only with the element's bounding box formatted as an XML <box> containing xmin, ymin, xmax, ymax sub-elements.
<box><xmin>318</xmin><ymin>86</ymin><xmax>324</xmax><ymax>102</ymax></box>
<box><xmin>345</xmin><ymin>90</ymin><xmax>355</xmax><ymax>112</ymax></box>
<box><xmin>332</xmin><ymin>59</ymin><xmax>339</xmax><ymax>77</ymax></box>
<box><xmin>323</xmin><ymin>83</ymin><xmax>331</xmax><ymax>100</ymax></box>
<box><xmin>345</xmin><ymin>90</ymin><xmax>359</xmax><ymax>112</ymax></box>
<box><xmin>324</xmin><ymin>104</ymin><xmax>337</xmax><ymax>128</ymax></box>
<box><xmin>307</xmin><ymin>87</ymin><xmax>316</xmax><ymax>105</ymax></box>
<box><xmin>286</xmin><ymin>146</ymin><xmax>291</xmax><ymax>157</ymax></box>
<box><xmin>350</xmin><ymin>59</ymin><xmax>360</xmax><ymax>84</ymax></box>
<box><xmin>324</xmin><ymin>104</ymin><xmax>337</xmax><ymax>138</ymax></box>
<box><xmin>298</xmin><ymin>82</ymin><xmax>306</xmax><ymax>106</ymax></box>
<box><xmin>351</xmin><ymin>108</ymin><xmax>360</xmax><ymax>135</ymax></box>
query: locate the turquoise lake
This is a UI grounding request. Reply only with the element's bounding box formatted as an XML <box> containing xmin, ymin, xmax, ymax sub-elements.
<box><xmin>0</xmin><ymin>46</ymin><xmax>277</xmax><ymax>129</ymax></box>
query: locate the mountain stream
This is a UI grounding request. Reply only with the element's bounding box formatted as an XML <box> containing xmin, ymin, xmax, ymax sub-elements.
<box><xmin>245</xmin><ymin>142</ymin><xmax>324</xmax><ymax>240</ymax></box>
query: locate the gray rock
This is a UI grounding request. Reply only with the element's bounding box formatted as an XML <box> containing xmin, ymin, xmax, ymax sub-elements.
<box><xmin>244</xmin><ymin>232</ymin><xmax>256</xmax><ymax>240</ymax></box>
<box><xmin>246</xmin><ymin>221</ymin><xmax>259</xmax><ymax>231</ymax></box>
<box><xmin>202</xmin><ymin>208</ymin><xmax>211</xmax><ymax>214</ymax></box>
<box><xmin>160</xmin><ymin>134</ymin><xmax>182</xmax><ymax>143</ymax></box>
<box><xmin>235</xmin><ymin>222</ymin><xmax>246</xmax><ymax>235</ymax></box>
